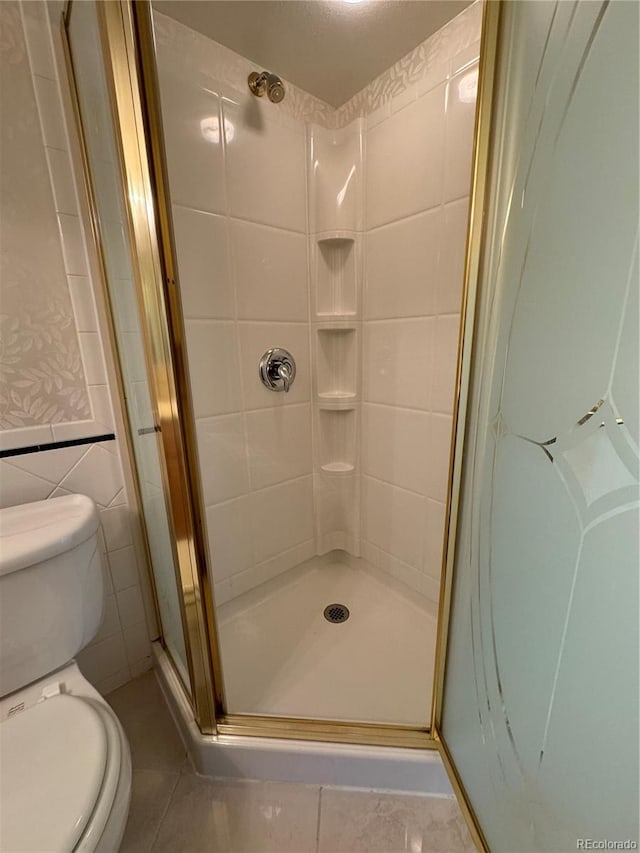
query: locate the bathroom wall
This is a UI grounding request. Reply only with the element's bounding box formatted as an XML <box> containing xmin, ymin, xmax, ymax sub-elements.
<box><xmin>154</xmin><ymin>15</ymin><xmax>332</xmax><ymax>606</ymax></box>
<box><xmin>153</xmin><ymin>2</ymin><xmax>481</xmax><ymax>609</ymax></box>
<box><xmin>357</xmin><ymin>8</ymin><xmax>481</xmax><ymax>603</ymax></box>
<box><xmin>0</xmin><ymin>1</ymin><xmax>156</xmax><ymax>694</ymax></box>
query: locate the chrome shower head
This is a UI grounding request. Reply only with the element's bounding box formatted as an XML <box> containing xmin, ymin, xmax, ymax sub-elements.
<box><xmin>248</xmin><ymin>71</ymin><xmax>286</xmax><ymax>104</ymax></box>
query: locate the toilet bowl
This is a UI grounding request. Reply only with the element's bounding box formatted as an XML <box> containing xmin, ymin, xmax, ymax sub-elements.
<box><xmin>0</xmin><ymin>495</ymin><xmax>132</xmax><ymax>852</ymax></box>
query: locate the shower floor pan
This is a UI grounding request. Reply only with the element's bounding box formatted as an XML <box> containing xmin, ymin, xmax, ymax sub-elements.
<box><xmin>216</xmin><ymin>554</ymin><xmax>438</xmax><ymax>727</ymax></box>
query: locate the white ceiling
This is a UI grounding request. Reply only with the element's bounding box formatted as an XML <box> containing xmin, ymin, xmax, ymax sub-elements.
<box><xmin>152</xmin><ymin>1</ymin><xmax>471</xmax><ymax>108</ymax></box>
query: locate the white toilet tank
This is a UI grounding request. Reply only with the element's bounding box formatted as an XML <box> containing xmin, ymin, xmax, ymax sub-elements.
<box><xmin>0</xmin><ymin>494</ymin><xmax>104</xmax><ymax>698</ymax></box>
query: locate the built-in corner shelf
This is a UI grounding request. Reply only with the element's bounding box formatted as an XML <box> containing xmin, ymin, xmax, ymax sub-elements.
<box><xmin>308</xmin><ymin>120</ymin><xmax>364</xmax><ymax>558</ymax></box>
<box><xmin>316</xmin><ymin>230</ymin><xmax>357</xmax><ymax>244</ymax></box>
<box><xmin>320</xmin><ymin>462</ymin><xmax>355</xmax><ymax>475</ymax></box>
<box><xmin>317</xmin><ymin>391</ymin><xmax>357</xmax><ymax>411</ymax></box>
<box><xmin>314</xmin><ymin>235</ymin><xmax>359</xmax><ymax>318</ymax></box>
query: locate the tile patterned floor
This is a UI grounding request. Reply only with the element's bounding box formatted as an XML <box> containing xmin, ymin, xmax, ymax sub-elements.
<box><xmin>108</xmin><ymin>672</ymin><xmax>475</xmax><ymax>853</ymax></box>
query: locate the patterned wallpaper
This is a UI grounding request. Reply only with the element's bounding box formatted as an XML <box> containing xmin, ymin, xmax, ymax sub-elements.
<box><xmin>0</xmin><ymin>1</ymin><xmax>89</xmax><ymax>429</ymax></box>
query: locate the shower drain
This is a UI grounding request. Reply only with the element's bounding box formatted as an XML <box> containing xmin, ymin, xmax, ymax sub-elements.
<box><xmin>323</xmin><ymin>603</ymin><xmax>350</xmax><ymax>624</ymax></box>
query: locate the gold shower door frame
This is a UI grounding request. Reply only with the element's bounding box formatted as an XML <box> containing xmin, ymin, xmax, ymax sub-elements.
<box><xmin>63</xmin><ymin>1</ymin><xmax>501</xmax><ymax>846</ymax></box>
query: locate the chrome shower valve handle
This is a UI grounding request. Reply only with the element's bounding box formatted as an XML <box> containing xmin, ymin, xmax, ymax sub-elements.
<box><xmin>259</xmin><ymin>348</ymin><xmax>296</xmax><ymax>393</ymax></box>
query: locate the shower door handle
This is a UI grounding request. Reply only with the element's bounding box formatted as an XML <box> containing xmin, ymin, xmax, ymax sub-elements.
<box><xmin>259</xmin><ymin>348</ymin><xmax>296</xmax><ymax>393</ymax></box>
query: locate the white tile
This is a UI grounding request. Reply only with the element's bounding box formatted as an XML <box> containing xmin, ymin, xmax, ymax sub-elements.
<box><xmin>250</xmin><ymin>476</ymin><xmax>314</xmax><ymax>564</ymax></box>
<box><xmin>57</xmin><ymin>213</ymin><xmax>88</xmax><ymax>276</ymax></box>
<box><xmin>95</xmin><ymin>667</ymin><xmax>131</xmax><ymax>696</ymax></box>
<box><xmin>224</xmin><ymin>101</ymin><xmax>306</xmax><ymax>232</ymax></box>
<box><xmin>51</xmin><ymin>419</ymin><xmax>112</xmax><ymax>442</ymax></box>
<box><xmin>318</xmin><ymin>788</ymin><xmax>474</xmax><ymax>853</ymax></box>
<box><xmin>116</xmin><ymin>584</ymin><xmax>146</xmax><ymax>628</ymax></box>
<box><xmin>196</xmin><ymin>414</ymin><xmax>249</xmax><ymax>505</ymax></box>
<box><xmin>100</xmin><ymin>505</ymin><xmax>133</xmax><ymax>551</ymax></box>
<box><xmin>366</xmin><ymin>85</ymin><xmax>445</xmax><ymax>229</ymax></box>
<box><xmin>108</xmin><ymin>545</ymin><xmax>139</xmax><ymax>591</ymax></box>
<box><xmin>362</xmin><ymin>476</ymin><xmax>425</xmax><ymax>570</ymax></box>
<box><xmin>78</xmin><ymin>332</ymin><xmax>107</xmax><ymax>385</ymax></box>
<box><xmin>444</xmin><ymin>62</ymin><xmax>478</xmax><ymax>202</ymax></box>
<box><xmin>425</xmin><ymin>498</ymin><xmax>447</xmax><ymax>580</ymax></box>
<box><xmin>129</xmin><ymin>655</ymin><xmax>153</xmax><ymax>679</ymax></box>
<box><xmin>6</xmin><ymin>444</ymin><xmax>86</xmax><ymax>484</ymax></box>
<box><xmin>424</xmin><ymin>414</ymin><xmax>453</xmax><ymax>502</ymax></box>
<box><xmin>365</xmin><ymin>209</ymin><xmax>441</xmax><ymax>319</ymax></box>
<box><xmin>88</xmin><ymin>385</ymin><xmax>115</xmax><ymax>431</ymax></box>
<box><xmin>172</xmin><ymin>206</ymin><xmax>234</xmax><ymax>319</ymax></box>
<box><xmin>0</xmin><ymin>425</ymin><xmax>52</xmax><ymax>453</ymax></box>
<box><xmin>46</xmin><ymin>147</ymin><xmax>77</xmax><ymax>215</ymax></box>
<box><xmin>152</xmin><ymin>775</ymin><xmax>319</xmax><ymax>853</ymax></box>
<box><xmin>60</xmin><ymin>443</ymin><xmax>123</xmax><ymax>507</ymax></box>
<box><xmin>67</xmin><ymin>276</ymin><xmax>98</xmax><ymax>332</ymax></box>
<box><xmin>158</xmin><ymin>72</ymin><xmax>226</xmax><ymax>214</ymax></box>
<box><xmin>0</xmin><ymin>461</ymin><xmax>53</xmax><ymax>509</ymax></box>
<box><xmin>21</xmin><ymin>5</ymin><xmax>56</xmax><ymax>80</ymax></box>
<box><xmin>436</xmin><ymin>198</ymin><xmax>469</xmax><ymax>315</ymax></box>
<box><xmin>77</xmin><ymin>633</ymin><xmax>128</xmax><ymax>685</ymax></box>
<box><xmin>123</xmin><ymin>621</ymin><xmax>152</xmax><ymax>667</ymax></box>
<box><xmin>363</xmin><ymin>319</ymin><xmax>434</xmax><ymax>410</ymax></box>
<box><xmin>33</xmin><ymin>75</ymin><xmax>67</xmax><ymax>150</ymax></box>
<box><xmin>185</xmin><ymin>321</ymin><xmax>241</xmax><ymax>417</ymax></box>
<box><xmin>245</xmin><ymin>405</ymin><xmax>312</xmax><ymax>490</ymax></box>
<box><xmin>90</xmin><ymin>593</ymin><xmax>122</xmax><ymax>645</ymax></box>
<box><xmin>232</xmin><ymin>220</ymin><xmax>308</xmax><ymax>321</ymax></box>
<box><xmin>238</xmin><ymin>323</ymin><xmax>310</xmax><ymax>410</ymax></box>
<box><xmin>205</xmin><ymin>496</ymin><xmax>254</xmax><ymax>582</ymax></box>
<box><xmin>361</xmin><ymin>404</ymin><xmax>431</xmax><ymax>495</ymax></box>
<box><xmin>432</xmin><ymin>314</ymin><xmax>460</xmax><ymax>414</ymax></box>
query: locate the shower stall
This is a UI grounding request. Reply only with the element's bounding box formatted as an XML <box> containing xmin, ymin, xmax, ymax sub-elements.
<box><xmin>61</xmin><ymin>0</ymin><xmax>639</xmax><ymax>849</ymax></box>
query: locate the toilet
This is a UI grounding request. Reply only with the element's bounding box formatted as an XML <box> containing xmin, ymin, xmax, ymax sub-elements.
<box><xmin>0</xmin><ymin>494</ymin><xmax>132</xmax><ymax>853</ymax></box>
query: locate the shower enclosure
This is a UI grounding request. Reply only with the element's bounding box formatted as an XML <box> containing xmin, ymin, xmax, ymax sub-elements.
<box><xmin>62</xmin><ymin>0</ymin><xmax>639</xmax><ymax>849</ymax></box>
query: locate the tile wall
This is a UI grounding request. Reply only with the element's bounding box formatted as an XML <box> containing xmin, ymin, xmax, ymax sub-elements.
<box><xmin>155</xmin><ymin>31</ymin><xmax>323</xmax><ymax>606</ymax></box>
<box><xmin>0</xmin><ymin>1</ymin><xmax>156</xmax><ymax>694</ymax></box>
<box><xmin>153</xmin><ymin>3</ymin><xmax>481</xmax><ymax>608</ymax></box>
<box><xmin>360</xmin><ymin>38</ymin><xmax>481</xmax><ymax>602</ymax></box>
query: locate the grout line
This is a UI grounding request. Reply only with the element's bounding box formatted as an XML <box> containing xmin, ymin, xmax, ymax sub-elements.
<box><xmin>148</xmin><ymin>771</ymin><xmax>182</xmax><ymax>852</ymax></box>
<box><xmin>315</xmin><ymin>786</ymin><xmax>324</xmax><ymax>853</ymax></box>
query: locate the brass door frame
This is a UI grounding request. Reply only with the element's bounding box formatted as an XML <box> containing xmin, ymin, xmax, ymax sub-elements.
<box><xmin>62</xmin><ymin>0</ymin><xmax>219</xmax><ymax>733</ymax></box>
<box><xmin>62</xmin><ymin>0</ymin><xmax>502</xmax><ymax>811</ymax></box>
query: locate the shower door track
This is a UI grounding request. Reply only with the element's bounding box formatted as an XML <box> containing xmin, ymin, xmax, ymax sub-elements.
<box><xmin>63</xmin><ymin>0</ymin><xmax>499</xmax><ymax>792</ymax></box>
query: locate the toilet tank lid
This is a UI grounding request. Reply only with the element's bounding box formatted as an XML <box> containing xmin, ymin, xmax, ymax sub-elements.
<box><xmin>0</xmin><ymin>494</ymin><xmax>100</xmax><ymax>577</ymax></box>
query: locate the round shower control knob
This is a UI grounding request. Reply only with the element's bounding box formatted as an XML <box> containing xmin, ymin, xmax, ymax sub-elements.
<box><xmin>259</xmin><ymin>348</ymin><xmax>296</xmax><ymax>393</ymax></box>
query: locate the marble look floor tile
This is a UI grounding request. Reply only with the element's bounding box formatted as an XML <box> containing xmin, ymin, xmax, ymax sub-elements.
<box><xmin>107</xmin><ymin>672</ymin><xmax>188</xmax><ymax>772</ymax></box>
<box><xmin>120</xmin><ymin>770</ymin><xmax>180</xmax><ymax>853</ymax></box>
<box><xmin>152</xmin><ymin>776</ymin><xmax>320</xmax><ymax>853</ymax></box>
<box><xmin>317</xmin><ymin>789</ymin><xmax>475</xmax><ymax>853</ymax></box>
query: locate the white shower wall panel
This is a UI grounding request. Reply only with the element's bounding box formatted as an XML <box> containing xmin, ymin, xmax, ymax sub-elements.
<box><xmin>154</xmin><ymin>21</ymin><xmax>320</xmax><ymax>607</ymax></box>
<box><xmin>153</xmin><ymin>1</ymin><xmax>482</xmax><ymax>608</ymax></box>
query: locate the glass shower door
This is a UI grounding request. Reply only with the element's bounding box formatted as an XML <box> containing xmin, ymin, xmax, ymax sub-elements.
<box><xmin>439</xmin><ymin>1</ymin><xmax>639</xmax><ymax>849</ymax></box>
<box><xmin>65</xmin><ymin>2</ymin><xmax>191</xmax><ymax>689</ymax></box>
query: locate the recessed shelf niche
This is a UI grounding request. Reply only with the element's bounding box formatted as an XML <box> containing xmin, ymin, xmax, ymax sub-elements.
<box><xmin>314</xmin><ymin>236</ymin><xmax>358</xmax><ymax>318</ymax></box>
<box><xmin>317</xmin><ymin>408</ymin><xmax>356</xmax><ymax>474</ymax></box>
<box><xmin>315</xmin><ymin>327</ymin><xmax>357</xmax><ymax>401</ymax></box>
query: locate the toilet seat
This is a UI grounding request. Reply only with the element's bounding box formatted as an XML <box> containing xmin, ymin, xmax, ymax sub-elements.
<box><xmin>0</xmin><ymin>692</ymin><xmax>123</xmax><ymax>853</ymax></box>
